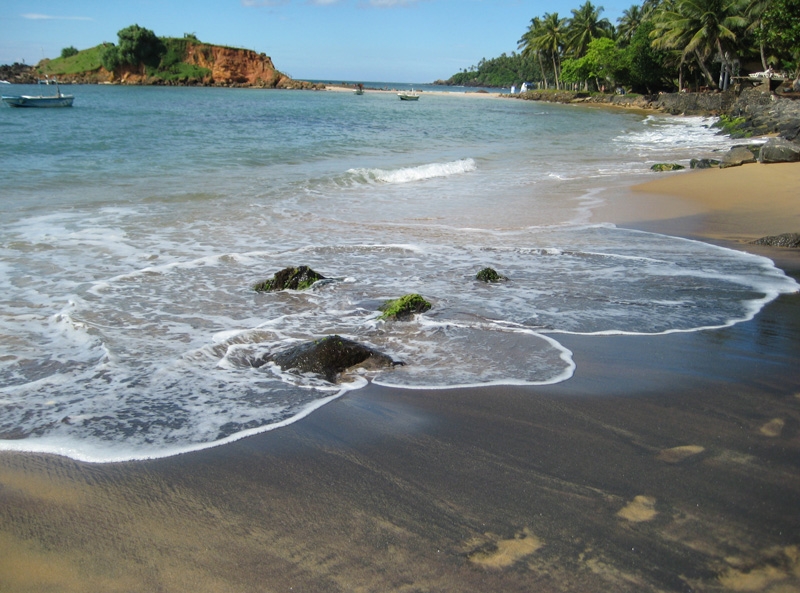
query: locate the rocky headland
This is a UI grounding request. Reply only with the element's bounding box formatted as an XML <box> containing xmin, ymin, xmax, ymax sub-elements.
<box><xmin>1</xmin><ymin>44</ymin><xmax>322</xmax><ymax>89</ymax></box>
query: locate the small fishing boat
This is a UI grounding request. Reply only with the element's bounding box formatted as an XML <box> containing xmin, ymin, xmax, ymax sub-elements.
<box><xmin>2</xmin><ymin>77</ymin><xmax>74</xmax><ymax>108</ymax></box>
<box><xmin>397</xmin><ymin>89</ymin><xmax>420</xmax><ymax>101</ymax></box>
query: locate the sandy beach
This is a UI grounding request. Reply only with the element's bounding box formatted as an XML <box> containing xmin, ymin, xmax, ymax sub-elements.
<box><xmin>325</xmin><ymin>83</ymin><xmax>505</xmax><ymax>99</ymax></box>
<box><xmin>2</xmin><ymin>162</ymin><xmax>800</xmax><ymax>592</ymax></box>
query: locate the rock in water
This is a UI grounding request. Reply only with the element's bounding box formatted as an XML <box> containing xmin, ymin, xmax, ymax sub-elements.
<box><xmin>271</xmin><ymin>335</ymin><xmax>402</xmax><ymax>382</ymax></box>
<box><xmin>476</xmin><ymin>267</ymin><xmax>507</xmax><ymax>282</ymax></box>
<box><xmin>378</xmin><ymin>294</ymin><xmax>432</xmax><ymax>321</ymax></box>
<box><xmin>254</xmin><ymin>266</ymin><xmax>325</xmax><ymax>292</ymax></box>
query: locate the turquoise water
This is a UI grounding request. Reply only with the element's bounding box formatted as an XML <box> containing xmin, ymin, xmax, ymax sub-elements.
<box><xmin>1</xmin><ymin>85</ymin><xmax>796</xmax><ymax>461</ymax></box>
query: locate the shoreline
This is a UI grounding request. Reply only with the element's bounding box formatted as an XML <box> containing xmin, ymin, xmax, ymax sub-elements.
<box><xmin>2</xmin><ymin>162</ymin><xmax>800</xmax><ymax>590</ymax></box>
<box><xmin>603</xmin><ymin>161</ymin><xmax>800</xmax><ymax>271</ymax></box>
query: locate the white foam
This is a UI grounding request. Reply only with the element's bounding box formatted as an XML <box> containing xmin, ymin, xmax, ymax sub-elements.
<box><xmin>2</xmin><ymin>91</ymin><xmax>798</xmax><ymax>463</ymax></box>
<box><xmin>347</xmin><ymin>158</ymin><xmax>477</xmax><ymax>185</ymax></box>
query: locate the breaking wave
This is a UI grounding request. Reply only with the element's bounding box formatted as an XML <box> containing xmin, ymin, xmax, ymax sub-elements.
<box><xmin>346</xmin><ymin>158</ymin><xmax>477</xmax><ymax>185</ymax></box>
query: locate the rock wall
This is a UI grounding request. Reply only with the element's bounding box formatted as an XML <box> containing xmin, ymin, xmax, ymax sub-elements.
<box><xmin>653</xmin><ymin>90</ymin><xmax>737</xmax><ymax>115</ymax></box>
<box><xmin>728</xmin><ymin>87</ymin><xmax>800</xmax><ymax>141</ymax></box>
<box><xmin>516</xmin><ymin>90</ymin><xmax>656</xmax><ymax>109</ymax></box>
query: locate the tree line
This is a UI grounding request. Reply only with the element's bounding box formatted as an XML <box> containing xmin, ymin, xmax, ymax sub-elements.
<box><xmin>441</xmin><ymin>0</ymin><xmax>799</xmax><ymax>94</ymax></box>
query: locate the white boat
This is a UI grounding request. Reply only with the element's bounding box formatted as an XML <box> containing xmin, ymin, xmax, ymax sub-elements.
<box><xmin>397</xmin><ymin>89</ymin><xmax>420</xmax><ymax>101</ymax></box>
<box><xmin>2</xmin><ymin>77</ymin><xmax>74</xmax><ymax>108</ymax></box>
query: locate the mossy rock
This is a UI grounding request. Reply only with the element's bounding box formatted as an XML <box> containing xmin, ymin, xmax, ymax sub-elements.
<box><xmin>270</xmin><ymin>335</ymin><xmax>402</xmax><ymax>382</ymax></box>
<box><xmin>378</xmin><ymin>294</ymin><xmax>432</xmax><ymax>321</ymax></box>
<box><xmin>254</xmin><ymin>265</ymin><xmax>325</xmax><ymax>292</ymax></box>
<box><xmin>650</xmin><ymin>163</ymin><xmax>685</xmax><ymax>172</ymax></box>
<box><xmin>713</xmin><ymin>114</ymin><xmax>749</xmax><ymax>137</ymax></box>
<box><xmin>476</xmin><ymin>267</ymin><xmax>507</xmax><ymax>283</ymax></box>
<box><xmin>690</xmin><ymin>158</ymin><xmax>720</xmax><ymax>169</ymax></box>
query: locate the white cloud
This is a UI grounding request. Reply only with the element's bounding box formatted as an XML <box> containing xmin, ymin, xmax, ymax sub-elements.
<box><xmin>21</xmin><ymin>14</ymin><xmax>93</xmax><ymax>21</ymax></box>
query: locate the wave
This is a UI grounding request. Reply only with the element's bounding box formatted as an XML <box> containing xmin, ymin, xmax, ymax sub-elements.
<box><xmin>613</xmin><ymin>115</ymin><xmax>764</xmax><ymax>158</ymax></box>
<box><xmin>345</xmin><ymin>158</ymin><xmax>477</xmax><ymax>185</ymax></box>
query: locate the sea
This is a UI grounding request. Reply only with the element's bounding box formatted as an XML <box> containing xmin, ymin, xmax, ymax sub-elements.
<box><xmin>1</xmin><ymin>83</ymin><xmax>797</xmax><ymax>462</ymax></box>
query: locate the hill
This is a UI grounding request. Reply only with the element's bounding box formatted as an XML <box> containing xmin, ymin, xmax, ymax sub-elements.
<box><xmin>435</xmin><ymin>53</ymin><xmax>541</xmax><ymax>88</ymax></box>
<box><xmin>30</xmin><ymin>36</ymin><xmax>319</xmax><ymax>89</ymax></box>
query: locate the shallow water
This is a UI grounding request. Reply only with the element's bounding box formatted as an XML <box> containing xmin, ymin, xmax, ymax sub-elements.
<box><xmin>1</xmin><ymin>85</ymin><xmax>796</xmax><ymax>461</ymax></box>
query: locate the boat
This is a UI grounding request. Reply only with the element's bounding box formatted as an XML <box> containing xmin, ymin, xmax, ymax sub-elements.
<box><xmin>354</xmin><ymin>83</ymin><xmax>364</xmax><ymax>95</ymax></box>
<box><xmin>2</xmin><ymin>77</ymin><xmax>74</xmax><ymax>108</ymax></box>
<box><xmin>397</xmin><ymin>89</ymin><xmax>420</xmax><ymax>101</ymax></box>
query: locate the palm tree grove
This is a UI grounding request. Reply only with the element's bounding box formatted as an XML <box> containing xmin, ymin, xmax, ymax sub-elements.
<box><xmin>439</xmin><ymin>0</ymin><xmax>800</xmax><ymax>94</ymax></box>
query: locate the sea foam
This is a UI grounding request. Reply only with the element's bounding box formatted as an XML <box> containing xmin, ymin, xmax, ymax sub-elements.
<box><xmin>1</xmin><ymin>88</ymin><xmax>797</xmax><ymax>463</ymax></box>
<box><xmin>346</xmin><ymin>158</ymin><xmax>477</xmax><ymax>184</ymax></box>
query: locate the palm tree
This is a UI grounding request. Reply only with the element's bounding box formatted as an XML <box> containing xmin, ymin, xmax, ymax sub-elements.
<box><xmin>538</xmin><ymin>13</ymin><xmax>568</xmax><ymax>88</ymax></box>
<box><xmin>745</xmin><ymin>0</ymin><xmax>771</xmax><ymax>70</ymax></box>
<box><xmin>617</xmin><ymin>5</ymin><xmax>644</xmax><ymax>44</ymax></box>
<box><xmin>650</xmin><ymin>0</ymin><xmax>747</xmax><ymax>89</ymax></box>
<box><xmin>518</xmin><ymin>17</ymin><xmax>549</xmax><ymax>87</ymax></box>
<box><xmin>520</xmin><ymin>13</ymin><xmax>568</xmax><ymax>88</ymax></box>
<box><xmin>642</xmin><ymin>0</ymin><xmax>667</xmax><ymax>17</ymax></box>
<box><xmin>566</xmin><ymin>1</ymin><xmax>613</xmax><ymax>57</ymax></box>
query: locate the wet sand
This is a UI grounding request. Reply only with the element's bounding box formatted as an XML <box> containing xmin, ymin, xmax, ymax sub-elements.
<box><xmin>2</xmin><ymin>164</ymin><xmax>800</xmax><ymax>592</ymax></box>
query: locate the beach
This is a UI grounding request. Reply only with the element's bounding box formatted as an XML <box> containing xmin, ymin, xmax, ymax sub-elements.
<box><xmin>2</xmin><ymin>159</ymin><xmax>799</xmax><ymax>592</ymax></box>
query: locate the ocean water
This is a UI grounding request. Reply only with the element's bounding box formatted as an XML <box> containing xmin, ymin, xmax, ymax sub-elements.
<box><xmin>1</xmin><ymin>85</ymin><xmax>797</xmax><ymax>462</ymax></box>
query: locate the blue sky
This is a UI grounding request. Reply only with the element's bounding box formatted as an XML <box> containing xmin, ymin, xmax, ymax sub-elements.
<box><xmin>0</xmin><ymin>0</ymin><xmax>632</xmax><ymax>82</ymax></box>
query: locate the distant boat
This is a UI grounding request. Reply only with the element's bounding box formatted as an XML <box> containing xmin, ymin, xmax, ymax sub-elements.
<box><xmin>2</xmin><ymin>77</ymin><xmax>74</xmax><ymax>108</ymax></box>
<box><xmin>397</xmin><ymin>89</ymin><xmax>420</xmax><ymax>101</ymax></box>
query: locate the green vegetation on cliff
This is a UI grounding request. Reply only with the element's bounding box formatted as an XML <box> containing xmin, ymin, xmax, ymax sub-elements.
<box><xmin>38</xmin><ymin>37</ymin><xmax>211</xmax><ymax>82</ymax></box>
<box><xmin>39</xmin><ymin>45</ymin><xmax>107</xmax><ymax>76</ymax></box>
<box><xmin>35</xmin><ymin>25</ymin><xmax>302</xmax><ymax>85</ymax></box>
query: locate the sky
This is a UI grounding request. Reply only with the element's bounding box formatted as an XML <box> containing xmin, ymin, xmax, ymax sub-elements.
<box><xmin>0</xmin><ymin>0</ymin><xmax>633</xmax><ymax>83</ymax></box>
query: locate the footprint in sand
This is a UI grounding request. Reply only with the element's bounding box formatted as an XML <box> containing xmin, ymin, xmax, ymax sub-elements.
<box><xmin>466</xmin><ymin>528</ymin><xmax>543</xmax><ymax>568</ymax></box>
<box><xmin>759</xmin><ymin>418</ymin><xmax>785</xmax><ymax>438</ymax></box>
<box><xmin>657</xmin><ymin>445</ymin><xmax>705</xmax><ymax>464</ymax></box>
<box><xmin>718</xmin><ymin>545</ymin><xmax>800</xmax><ymax>591</ymax></box>
<box><xmin>617</xmin><ymin>495</ymin><xmax>658</xmax><ymax>523</ymax></box>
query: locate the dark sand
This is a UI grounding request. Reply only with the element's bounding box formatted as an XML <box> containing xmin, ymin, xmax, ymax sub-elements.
<box><xmin>2</xmin><ymin>164</ymin><xmax>800</xmax><ymax>592</ymax></box>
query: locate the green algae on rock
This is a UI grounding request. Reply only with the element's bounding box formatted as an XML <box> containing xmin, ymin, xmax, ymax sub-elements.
<box><xmin>378</xmin><ymin>294</ymin><xmax>432</xmax><ymax>321</ymax></box>
<box><xmin>254</xmin><ymin>266</ymin><xmax>326</xmax><ymax>292</ymax></box>
<box><xmin>476</xmin><ymin>267</ymin><xmax>507</xmax><ymax>283</ymax></box>
<box><xmin>650</xmin><ymin>163</ymin><xmax>685</xmax><ymax>172</ymax></box>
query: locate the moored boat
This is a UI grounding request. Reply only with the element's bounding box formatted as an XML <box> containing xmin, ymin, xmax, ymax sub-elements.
<box><xmin>397</xmin><ymin>88</ymin><xmax>420</xmax><ymax>101</ymax></box>
<box><xmin>2</xmin><ymin>77</ymin><xmax>74</xmax><ymax>108</ymax></box>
